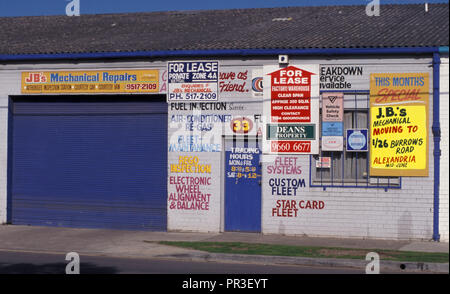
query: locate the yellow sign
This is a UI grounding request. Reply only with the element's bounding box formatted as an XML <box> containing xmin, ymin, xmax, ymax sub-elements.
<box><xmin>369</xmin><ymin>73</ymin><xmax>429</xmax><ymax>177</ymax></box>
<box><xmin>21</xmin><ymin>70</ymin><xmax>159</xmax><ymax>94</ymax></box>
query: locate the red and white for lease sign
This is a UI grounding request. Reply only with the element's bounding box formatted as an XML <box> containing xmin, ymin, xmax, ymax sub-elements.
<box><xmin>263</xmin><ymin>64</ymin><xmax>320</xmax><ymax>155</ymax></box>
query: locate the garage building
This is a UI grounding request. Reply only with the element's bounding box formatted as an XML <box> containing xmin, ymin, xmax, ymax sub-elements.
<box><xmin>0</xmin><ymin>3</ymin><xmax>448</xmax><ymax>241</ymax></box>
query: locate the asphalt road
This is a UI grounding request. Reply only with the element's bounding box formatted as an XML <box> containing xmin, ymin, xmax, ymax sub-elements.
<box><xmin>0</xmin><ymin>250</ymin><xmax>365</xmax><ymax>274</ymax></box>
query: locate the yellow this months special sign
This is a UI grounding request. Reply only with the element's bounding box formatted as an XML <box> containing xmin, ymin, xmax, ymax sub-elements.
<box><xmin>22</xmin><ymin>70</ymin><xmax>159</xmax><ymax>94</ymax></box>
<box><xmin>369</xmin><ymin>72</ymin><xmax>429</xmax><ymax>177</ymax></box>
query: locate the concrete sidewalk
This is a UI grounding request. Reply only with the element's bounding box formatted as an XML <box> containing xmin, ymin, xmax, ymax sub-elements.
<box><xmin>0</xmin><ymin>225</ymin><xmax>448</xmax><ymax>273</ymax></box>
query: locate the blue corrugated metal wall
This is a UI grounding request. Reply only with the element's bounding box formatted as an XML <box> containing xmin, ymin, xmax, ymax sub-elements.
<box><xmin>9</xmin><ymin>97</ymin><xmax>167</xmax><ymax>231</ymax></box>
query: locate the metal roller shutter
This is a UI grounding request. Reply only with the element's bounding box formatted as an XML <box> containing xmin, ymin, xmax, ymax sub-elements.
<box><xmin>9</xmin><ymin>96</ymin><xmax>167</xmax><ymax>231</ymax></box>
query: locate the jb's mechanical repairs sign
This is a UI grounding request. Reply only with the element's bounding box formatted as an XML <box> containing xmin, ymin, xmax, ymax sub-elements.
<box><xmin>263</xmin><ymin>65</ymin><xmax>320</xmax><ymax>154</ymax></box>
<box><xmin>369</xmin><ymin>72</ymin><xmax>429</xmax><ymax>177</ymax></box>
<box><xmin>167</xmin><ymin>61</ymin><xmax>219</xmax><ymax>101</ymax></box>
<box><xmin>21</xmin><ymin>70</ymin><xmax>159</xmax><ymax>93</ymax></box>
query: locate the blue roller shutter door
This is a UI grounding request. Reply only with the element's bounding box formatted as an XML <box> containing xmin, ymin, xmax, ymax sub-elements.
<box><xmin>10</xmin><ymin>98</ymin><xmax>167</xmax><ymax>231</ymax></box>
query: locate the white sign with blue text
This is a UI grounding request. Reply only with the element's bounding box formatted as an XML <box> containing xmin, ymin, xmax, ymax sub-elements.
<box><xmin>167</xmin><ymin>61</ymin><xmax>219</xmax><ymax>101</ymax></box>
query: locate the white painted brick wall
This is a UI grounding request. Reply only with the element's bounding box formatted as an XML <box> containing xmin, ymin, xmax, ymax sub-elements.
<box><xmin>167</xmin><ymin>151</ymin><xmax>222</xmax><ymax>232</ymax></box>
<box><xmin>0</xmin><ymin>108</ymin><xmax>7</xmax><ymax>224</ymax></box>
<box><xmin>261</xmin><ymin>62</ymin><xmax>436</xmax><ymax>241</ymax></box>
<box><xmin>0</xmin><ymin>69</ymin><xmax>20</xmax><ymax>224</ymax></box>
<box><xmin>262</xmin><ymin>153</ymin><xmax>435</xmax><ymax>240</ymax></box>
<box><xmin>166</xmin><ymin>82</ymin><xmax>263</xmax><ymax>232</ymax></box>
<box><xmin>439</xmin><ymin>57</ymin><xmax>449</xmax><ymax>242</ymax></box>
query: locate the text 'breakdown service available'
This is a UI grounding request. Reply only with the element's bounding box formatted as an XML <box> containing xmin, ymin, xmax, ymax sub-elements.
<box><xmin>168</xmin><ymin>61</ymin><xmax>219</xmax><ymax>101</ymax></box>
<box><xmin>22</xmin><ymin>70</ymin><xmax>159</xmax><ymax>93</ymax></box>
<box><xmin>369</xmin><ymin>73</ymin><xmax>429</xmax><ymax>177</ymax></box>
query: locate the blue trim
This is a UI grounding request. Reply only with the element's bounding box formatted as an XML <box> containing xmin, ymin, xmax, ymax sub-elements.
<box><xmin>432</xmin><ymin>53</ymin><xmax>441</xmax><ymax>242</ymax></box>
<box><xmin>310</xmin><ymin>184</ymin><xmax>402</xmax><ymax>190</ymax></box>
<box><xmin>439</xmin><ymin>46</ymin><xmax>449</xmax><ymax>54</ymax></box>
<box><xmin>0</xmin><ymin>47</ymin><xmax>447</xmax><ymax>61</ymax></box>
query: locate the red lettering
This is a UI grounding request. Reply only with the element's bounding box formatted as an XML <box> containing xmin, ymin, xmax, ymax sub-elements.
<box><xmin>298</xmin><ymin>200</ymin><xmax>325</xmax><ymax>210</ymax></box>
<box><xmin>219</xmin><ymin>72</ymin><xmax>236</xmax><ymax>80</ymax></box>
<box><xmin>375</xmin><ymin>88</ymin><xmax>422</xmax><ymax>103</ymax></box>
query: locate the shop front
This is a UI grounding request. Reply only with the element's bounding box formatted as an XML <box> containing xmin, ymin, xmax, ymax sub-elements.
<box><xmin>0</xmin><ymin>55</ymin><xmax>446</xmax><ymax>241</ymax></box>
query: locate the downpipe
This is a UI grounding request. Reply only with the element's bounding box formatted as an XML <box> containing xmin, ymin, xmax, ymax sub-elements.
<box><xmin>432</xmin><ymin>52</ymin><xmax>441</xmax><ymax>242</ymax></box>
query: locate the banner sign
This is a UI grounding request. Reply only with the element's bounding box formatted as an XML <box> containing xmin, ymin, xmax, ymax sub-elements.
<box><xmin>22</xmin><ymin>70</ymin><xmax>159</xmax><ymax>94</ymax></box>
<box><xmin>346</xmin><ymin>129</ymin><xmax>368</xmax><ymax>152</ymax></box>
<box><xmin>263</xmin><ymin>65</ymin><xmax>320</xmax><ymax>154</ymax></box>
<box><xmin>369</xmin><ymin>73</ymin><xmax>429</xmax><ymax>177</ymax></box>
<box><xmin>167</xmin><ymin>61</ymin><xmax>219</xmax><ymax>101</ymax></box>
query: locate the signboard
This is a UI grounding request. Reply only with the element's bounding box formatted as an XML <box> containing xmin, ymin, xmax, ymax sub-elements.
<box><xmin>322</xmin><ymin>92</ymin><xmax>344</xmax><ymax>121</ymax></box>
<box><xmin>322</xmin><ymin>122</ymin><xmax>344</xmax><ymax>136</ymax></box>
<box><xmin>266</xmin><ymin>124</ymin><xmax>315</xmax><ymax>140</ymax></box>
<box><xmin>219</xmin><ymin>67</ymin><xmax>252</xmax><ymax>99</ymax></box>
<box><xmin>321</xmin><ymin>92</ymin><xmax>344</xmax><ymax>151</ymax></box>
<box><xmin>230</xmin><ymin>117</ymin><xmax>254</xmax><ymax>135</ymax></box>
<box><xmin>223</xmin><ymin>114</ymin><xmax>262</xmax><ymax>137</ymax></box>
<box><xmin>320</xmin><ymin>65</ymin><xmax>367</xmax><ymax>91</ymax></box>
<box><xmin>322</xmin><ymin>136</ymin><xmax>344</xmax><ymax>151</ymax></box>
<box><xmin>369</xmin><ymin>73</ymin><xmax>429</xmax><ymax>177</ymax></box>
<box><xmin>267</xmin><ymin>65</ymin><xmax>315</xmax><ymax>123</ymax></box>
<box><xmin>21</xmin><ymin>70</ymin><xmax>159</xmax><ymax>94</ymax></box>
<box><xmin>346</xmin><ymin>129</ymin><xmax>368</xmax><ymax>152</ymax></box>
<box><xmin>315</xmin><ymin>157</ymin><xmax>331</xmax><ymax>168</ymax></box>
<box><xmin>167</xmin><ymin>61</ymin><xmax>219</xmax><ymax>101</ymax></box>
<box><xmin>263</xmin><ymin>65</ymin><xmax>320</xmax><ymax>154</ymax></box>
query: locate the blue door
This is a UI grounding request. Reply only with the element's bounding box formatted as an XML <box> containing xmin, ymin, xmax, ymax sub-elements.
<box><xmin>224</xmin><ymin>140</ymin><xmax>261</xmax><ymax>232</ymax></box>
<box><xmin>9</xmin><ymin>97</ymin><xmax>167</xmax><ymax>231</ymax></box>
